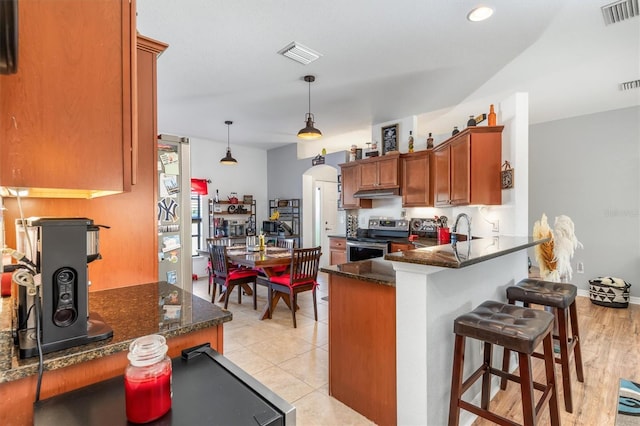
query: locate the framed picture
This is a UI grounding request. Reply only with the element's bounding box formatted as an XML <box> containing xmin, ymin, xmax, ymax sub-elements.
<box><xmin>381</xmin><ymin>124</ymin><xmax>398</xmax><ymax>155</ymax></box>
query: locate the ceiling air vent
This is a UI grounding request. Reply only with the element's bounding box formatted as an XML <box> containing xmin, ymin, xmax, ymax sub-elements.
<box><xmin>601</xmin><ymin>0</ymin><xmax>639</xmax><ymax>25</ymax></box>
<box><xmin>278</xmin><ymin>42</ymin><xmax>322</xmax><ymax>65</ymax></box>
<box><xmin>620</xmin><ymin>79</ymin><xmax>640</xmax><ymax>90</ymax></box>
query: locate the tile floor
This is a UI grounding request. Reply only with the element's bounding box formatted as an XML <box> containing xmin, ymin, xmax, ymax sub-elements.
<box><xmin>192</xmin><ymin>272</ymin><xmax>376</xmax><ymax>426</ymax></box>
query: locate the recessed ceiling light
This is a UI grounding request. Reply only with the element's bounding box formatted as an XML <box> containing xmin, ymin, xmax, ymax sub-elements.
<box><xmin>467</xmin><ymin>6</ymin><xmax>494</xmax><ymax>22</ymax></box>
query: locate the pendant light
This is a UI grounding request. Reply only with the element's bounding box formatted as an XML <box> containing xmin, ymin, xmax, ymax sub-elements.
<box><xmin>220</xmin><ymin>120</ymin><xmax>238</xmax><ymax>165</ymax></box>
<box><xmin>297</xmin><ymin>75</ymin><xmax>322</xmax><ymax>140</ymax></box>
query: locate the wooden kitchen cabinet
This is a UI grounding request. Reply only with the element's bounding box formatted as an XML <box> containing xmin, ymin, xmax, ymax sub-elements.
<box><xmin>0</xmin><ymin>0</ymin><xmax>136</xmax><ymax>197</ymax></box>
<box><xmin>390</xmin><ymin>242</ymin><xmax>414</xmax><ymax>253</ymax></box>
<box><xmin>358</xmin><ymin>154</ymin><xmax>400</xmax><ymax>189</ymax></box>
<box><xmin>339</xmin><ymin>162</ymin><xmax>372</xmax><ymax>209</ymax></box>
<box><xmin>401</xmin><ymin>150</ymin><xmax>433</xmax><ymax>207</ymax></box>
<box><xmin>434</xmin><ymin>126</ymin><xmax>503</xmax><ymax>207</ymax></box>
<box><xmin>329</xmin><ymin>237</ymin><xmax>347</xmax><ymax>265</ymax></box>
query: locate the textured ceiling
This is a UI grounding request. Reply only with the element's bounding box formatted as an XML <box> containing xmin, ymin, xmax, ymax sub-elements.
<box><xmin>136</xmin><ymin>0</ymin><xmax>640</xmax><ymax>150</ymax></box>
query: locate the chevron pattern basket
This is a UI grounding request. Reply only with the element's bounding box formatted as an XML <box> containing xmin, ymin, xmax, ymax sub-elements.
<box><xmin>589</xmin><ymin>277</ymin><xmax>631</xmax><ymax>308</ymax></box>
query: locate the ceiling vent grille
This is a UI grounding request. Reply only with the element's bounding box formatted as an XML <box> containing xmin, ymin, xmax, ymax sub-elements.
<box><xmin>620</xmin><ymin>79</ymin><xmax>640</xmax><ymax>90</ymax></box>
<box><xmin>601</xmin><ymin>0</ymin><xmax>639</xmax><ymax>25</ymax></box>
<box><xmin>278</xmin><ymin>42</ymin><xmax>322</xmax><ymax>65</ymax></box>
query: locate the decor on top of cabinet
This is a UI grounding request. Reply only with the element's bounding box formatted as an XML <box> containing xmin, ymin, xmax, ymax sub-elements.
<box><xmin>381</xmin><ymin>123</ymin><xmax>399</xmax><ymax>155</ymax></box>
<box><xmin>467</xmin><ymin>116</ymin><xmax>476</xmax><ymax>127</ymax></box>
<box><xmin>408</xmin><ymin>131</ymin><xmax>414</xmax><ymax>153</ymax></box>
<box><xmin>426</xmin><ymin>133</ymin><xmax>434</xmax><ymax>149</ymax></box>
<box><xmin>452</xmin><ymin>126</ymin><xmax>459</xmax><ymax>136</ymax></box>
<box><xmin>365</xmin><ymin>141</ymin><xmax>379</xmax><ymax>158</ymax></box>
<box><xmin>501</xmin><ymin>161</ymin><xmax>514</xmax><ymax>189</ymax></box>
<box><xmin>488</xmin><ymin>104</ymin><xmax>497</xmax><ymax>126</ymax></box>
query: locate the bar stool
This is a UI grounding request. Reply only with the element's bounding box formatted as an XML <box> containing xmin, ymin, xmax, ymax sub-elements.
<box><xmin>448</xmin><ymin>300</ymin><xmax>560</xmax><ymax>426</ymax></box>
<box><xmin>501</xmin><ymin>278</ymin><xmax>584</xmax><ymax>413</ymax></box>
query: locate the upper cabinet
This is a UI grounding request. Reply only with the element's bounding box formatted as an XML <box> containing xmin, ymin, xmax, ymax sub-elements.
<box><xmin>340</xmin><ymin>162</ymin><xmax>372</xmax><ymax>209</ymax></box>
<box><xmin>434</xmin><ymin>126</ymin><xmax>503</xmax><ymax>207</ymax></box>
<box><xmin>0</xmin><ymin>0</ymin><xmax>136</xmax><ymax>198</ymax></box>
<box><xmin>401</xmin><ymin>150</ymin><xmax>432</xmax><ymax>207</ymax></box>
<box><xmin>358</xmin><ymin>154</ymin><xmax>400</xmax><ymax>190</ymax></box>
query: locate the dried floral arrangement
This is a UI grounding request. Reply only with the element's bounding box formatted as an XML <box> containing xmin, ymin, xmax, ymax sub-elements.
<box><xmin>533</xmin><ymin>213</ymin><xmax>583</xmax><ymax>282</ymax></box>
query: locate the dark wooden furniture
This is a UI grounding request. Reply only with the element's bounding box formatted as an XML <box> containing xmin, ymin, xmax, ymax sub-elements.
<box><xmin>401</xmin><ymin>150</ymin><xmax>433</xmax><ymax>207</ymax></box>
<box><xmin>226</xmin><ymin>247</ymin><xmax>295</xmax><ymax>320</ymax></box>
<box><xmin>329</xmin><ymin>237</ymin><xmax>347</xmax><ymax>265</ymax></box>
<box><xmin>339</xmin><ymin>162</ymin><xmax>372</xmax><ymax>209</ymax></box>
<box><xmin>502</xmin><ymin>279</ymin><xmax>584</xmax><ymax>413</ymax></box>
<box><xmin>448</xmin><ymin>301</ymin><xmax>560</xmax><ymax>426</ymax></box>
<box><xmin>434</xmin><ymin>126</ymin><xmax>503</xmax><ymax>207</ymax></box>
<box><xmin>267</xmin><ymin>246</ymin><xmax>322</xmax><ymax>328</ymax></box>
<box><xmin>209</xmin><ymin>244</ymin><xmax>259</xmax><ymax>309</ymax></box>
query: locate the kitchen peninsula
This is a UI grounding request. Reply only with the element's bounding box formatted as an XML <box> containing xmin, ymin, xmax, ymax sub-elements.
<box><xmin>0</xmin><ymin>281</ymin><xmax>231</xmax><ymax>425</ymax></box>
<box><xmin>322</xmin><ymin>236</ymin><xmax>546</xmax><ymax>426</ymax></box>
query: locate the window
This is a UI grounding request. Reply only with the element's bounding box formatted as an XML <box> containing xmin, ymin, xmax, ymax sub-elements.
<box><xmin>191</xmin><ymin>193</ymin><xmax>202</xmax><ymax>256</ymax></box>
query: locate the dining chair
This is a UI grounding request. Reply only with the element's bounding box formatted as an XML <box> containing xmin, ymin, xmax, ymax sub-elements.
<box><xmin>209</xmin><ymin>243</ymin><xmax>259</xmax><ymax>309</ymax></box>
<box><xmin>267</xmin><ymin>246</ymin><xmax>322</xmax><ymax>328</ymax></box>
<box><xmin>207</xmin><ymin>239</ymin><xmax>229</xmax><ymax>295</ymax></box>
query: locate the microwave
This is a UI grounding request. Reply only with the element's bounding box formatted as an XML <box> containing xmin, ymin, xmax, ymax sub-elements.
<box><xmin>262</xmin><ymin>221</ymin><xmax>280</xmax><ymax>233</ymax></box>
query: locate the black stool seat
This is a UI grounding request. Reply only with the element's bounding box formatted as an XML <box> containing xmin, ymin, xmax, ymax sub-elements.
<box><xmin>454</xmin><ymin>300</ymin><xmax>554</xmax><ymax>354</ymax></box>
<box><xmin>506</xmin><ymin>278</ymin><xmax>577</xmax><ymax>309</ymax></box>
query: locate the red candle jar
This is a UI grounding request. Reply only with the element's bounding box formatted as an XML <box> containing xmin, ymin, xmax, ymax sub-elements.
<box><xmin>437</xmin><ymin>227</ymin><xmax>450</xmax><ymax>244</ymax></box>
<box><xmin>124</xmin><ymin>334</ymin><xmax>172</xmax><ymax>423</ymax></box>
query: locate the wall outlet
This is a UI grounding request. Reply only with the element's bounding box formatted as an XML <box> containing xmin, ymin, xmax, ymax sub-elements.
<box><xmin>492</xmin><ymin>220</ymin><xmax>499</xmax><ymax>233</ymax></box>
<box><xmin>577</xmin><ymin>261</ymin><xmax>584</xmax><ymax>274</ymax></box>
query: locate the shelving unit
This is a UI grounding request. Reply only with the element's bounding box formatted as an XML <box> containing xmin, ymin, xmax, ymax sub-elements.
<box><xmin>208</xmin><ymin>199</ymin><xmax>256</xmax><ymax>243</ymax></box>
<box><xmin>267</xmin><ymin>199</ymin><xmax>301</xmax><ymax>247</ymax></box>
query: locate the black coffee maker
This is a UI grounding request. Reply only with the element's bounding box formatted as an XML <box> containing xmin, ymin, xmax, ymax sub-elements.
<box><xmin>15</xmin><ymin>217</ymin><xmax>113</xmax><ymax>358</ymax></box>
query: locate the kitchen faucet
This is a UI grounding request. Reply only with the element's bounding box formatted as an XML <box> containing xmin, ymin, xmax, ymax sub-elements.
<box><xmin>451</xmin><ymin>213</ymin><xmax>471</xmax><ymax>244</ymax></box>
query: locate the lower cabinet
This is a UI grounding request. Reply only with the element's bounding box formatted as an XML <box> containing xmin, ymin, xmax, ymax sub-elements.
<box><xmin>329</xmin><ymin>237</ymin><xmax>347</xmax><ymax>265</ymax></box>
<box><xmin>390</xmin><ymin>242</ymin><xmax>414</xmax><ymax>253</ymax></box>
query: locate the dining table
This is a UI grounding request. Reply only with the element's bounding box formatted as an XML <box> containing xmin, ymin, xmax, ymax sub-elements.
<box><xmin>226</xmin><ymin>246</ymin><xmax>294</xmax><ymax>320</ymax></box>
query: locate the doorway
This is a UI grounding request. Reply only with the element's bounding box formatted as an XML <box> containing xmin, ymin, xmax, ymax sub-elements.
<box><xmin>302</xmin><ymin>165</ymin><xmax>338</xmax><ymax>268</ymax></box>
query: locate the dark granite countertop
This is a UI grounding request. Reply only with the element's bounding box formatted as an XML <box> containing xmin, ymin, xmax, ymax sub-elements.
<box><xmin>384</xmin><ymin>236</ymin><xmax>547</xmax><ymax>268</ymax></box>
<box><xmin>321</xmin><ymin>258</ymin><xmax>395</xmax><ymax>287</ymax></box>
<box><xmin>0</xmin><ymin>281</ymin><xmax>232</xmax><ymax>383</ymax></box>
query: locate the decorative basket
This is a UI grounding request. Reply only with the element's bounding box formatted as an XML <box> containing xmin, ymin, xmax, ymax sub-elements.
<box><xmin>589</xmin><ymin>277</ymin><xmax>631</xmax><ymax>308</ymax></box>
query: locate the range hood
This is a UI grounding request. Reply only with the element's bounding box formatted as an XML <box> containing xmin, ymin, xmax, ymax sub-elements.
<box><xmin>352</xmin><ymin>188</ymin><xmax>400</xmax><ymax>199</ymax></box>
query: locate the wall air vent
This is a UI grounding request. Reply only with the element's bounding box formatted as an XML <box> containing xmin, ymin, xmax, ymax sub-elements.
<box><xmin>278</xmin><ymin>42</ymin><xmax>322</xmax><ymax>65</ymax></box>
<box><xmin>601</xmin><ymin>0</ymin><xmax>639</xmax><ymax>25</ymax></box>
<box><xmin>620</xmin><ymin>79</ymin><xmax>640</xmax><ymax>90</ymax></box>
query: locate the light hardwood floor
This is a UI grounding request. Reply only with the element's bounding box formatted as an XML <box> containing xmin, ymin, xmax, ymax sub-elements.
<box><xmin>194</xmin><ymin>276</ymin><xmax>639</xmax><ymax>425</ymax></box>
<box><xmin>472</xmin><ymin>296</ymin><xmax>640</xmax><ymax>426</ymax></box>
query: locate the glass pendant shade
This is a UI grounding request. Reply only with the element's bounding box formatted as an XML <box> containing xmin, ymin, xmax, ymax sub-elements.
<box><xmin>297</xmin><ymin>113</ymin><xmax>322</xmax><ymax>140</ymax></box>
<box><xmin>297</xmin><ymin>75</ymin><xmax>322</xmax><ymax>140</ymax></box>
<box><xmin>220</xmin><ymin>120</ymin><xmax>238</xmax><ymax>165</ymax></box>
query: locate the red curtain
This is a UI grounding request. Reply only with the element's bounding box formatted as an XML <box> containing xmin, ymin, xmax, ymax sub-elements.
<box><xmin>190</xmin><ymin>178</ymin><xmax>209</xmax><ymax>195</ymax></box>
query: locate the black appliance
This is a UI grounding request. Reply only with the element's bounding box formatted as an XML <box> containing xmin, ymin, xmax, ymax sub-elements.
<box><xmin>15</xmin><ymin>217</ymin><xmax>113</xmax><ymax>358</ymax></box>
<box><xmin>262</xmin><ymin>220</ymin><xmax>280</xmax><ymax>234</ymax></box>
<box><xmin>34</xmin><ymin>344</ymin><xmax>295</xmax><ymax>425</ymax></box>
<box><xmin>346</xmin><ymin>218</ymin><xmax>409</xmax><ymax>262</ymax></box>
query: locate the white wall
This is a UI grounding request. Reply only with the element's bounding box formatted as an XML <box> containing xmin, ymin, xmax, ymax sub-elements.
<box><xmin>529</xmin><ymin>106</ymin><xmax>640</xmax><ymax>297</ymax></box>
<box><xmin>189</xmin><ymin>136</ymin><xmax>268</xmax><ymax>277</ymax></box>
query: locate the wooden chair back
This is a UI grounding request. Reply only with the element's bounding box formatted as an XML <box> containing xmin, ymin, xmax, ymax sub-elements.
<box><xmin>208</xmin><ymin>243</ymin><xmax>230</xmax><ymax>278</ymax></box>
<box><xmin>288</xmin><ymin>246</ymin><xmax>322</xmax><ymax>287</ymax></box>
